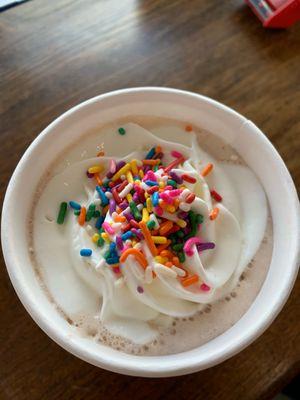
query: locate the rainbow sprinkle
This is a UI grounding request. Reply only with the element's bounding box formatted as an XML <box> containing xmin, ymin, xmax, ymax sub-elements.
<box><xmin>57</xmin><ymin>145</ymin><xmax>221</xmax><ymax>291</ymax></box>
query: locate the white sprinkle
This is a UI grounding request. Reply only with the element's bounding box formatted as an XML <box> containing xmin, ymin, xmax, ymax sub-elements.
<box><xmin>119</xmin><ymin>182</ymin><xmax>133</xmax><ymax>198</ymax></box>
<box><xmin>179</xmin><ymin>202</ymin><xmax>190</xmax><ymax>212</ymax></box>
<box><xmin>137</xmin><ymin>203</ymin><xmax>143</xmax><ymax>211</ymax></box>
<box><xmin>111</xmin><ymin>222</ymin><xmax>122</xmax><ymax>231</ymax></box>
<box><xmin>154</xmin><ymin>264</ymin><xmax>177</xmax><ymax>278</ymax></box>
<box><xmin>105</xmin><ymin>191</ymin><xmax>113</xmax><ymax>199</ymax></box>
<box><xmin>171</xmin><ymin>266</ymin><xmax>186</xmax><ymax>277</ymax></box>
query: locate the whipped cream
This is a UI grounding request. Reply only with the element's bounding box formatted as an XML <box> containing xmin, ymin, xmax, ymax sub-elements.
<box><xmin>33</xmin><ymin>123</ymin><xmax>268</xmax><ymax>344</ymax></box>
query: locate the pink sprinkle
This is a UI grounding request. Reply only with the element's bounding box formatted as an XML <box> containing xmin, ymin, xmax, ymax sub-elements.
<box><xmin>160</xmin><ymin>192</ymin><xmax>173</xmax><ymax>204</ymax></box>
<box><xmin>200</xmin><ymin>283</ymin><xmax>210</xmax><ymax>291</ymax></box>
<box><xmin>146</xmin><ymin>170</ymin><xmax>157</xmax><ymax>181</ymax></box>
<box><xmin>102</xmin><ymin>222</ymin><xmax>115</xmax><ymax>235</ymax></box>
<box><xmin>155</xmin><ymin>206</ymin><xmax>164</xmax><ymax>216</ymax></box>
<box><xmin>183</xmin><ymin>237</ymin><xmax>202</xmax><ymax>256</ymax></box>
<box><xmin>171</xmin><ymin>150</ymin><xmax>183</xmax><ymax>159</ymax></box>
<box><xmin>113</xmin><ymin>267</ymin><xmax>121</xmax><ymax>274</ymax></box>
<box><xmin>164</xmin><ymin>185</ymin><xmax>173</xmax><ymax>191</ymax></box>
<box><xmin>168</xmin><ymin>189</ymin><xmax>182</xmax><ymax>197</ymax></box>
<box><xmin>109</xmin><ymin>159</ymin><xmax>116</xmax><ymax>174</ymax></box>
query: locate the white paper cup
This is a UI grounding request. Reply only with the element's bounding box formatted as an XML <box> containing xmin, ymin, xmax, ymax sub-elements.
<box><xmin>1</xmin><ymin>88</ymin><xmax>299</xmax><ymax>377</ymax></box>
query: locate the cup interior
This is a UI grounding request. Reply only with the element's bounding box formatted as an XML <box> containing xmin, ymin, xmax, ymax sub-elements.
<box><xmin>1</xmin><ymin>87</ymin><xmax>299</xmax><ymax>377</ymax></box>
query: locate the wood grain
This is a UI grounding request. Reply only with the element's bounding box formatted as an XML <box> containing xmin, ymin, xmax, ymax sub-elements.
<box><xmin>0</xmin><ymin>1</ymin><xmax>299</xmax><ymax>399</ymax></box>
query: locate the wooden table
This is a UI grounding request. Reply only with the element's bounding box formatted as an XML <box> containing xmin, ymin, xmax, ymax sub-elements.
<box><xmin>1</xmin><ymin>1</ymin><xmax>299</xmax><ymax>399</ymax></box>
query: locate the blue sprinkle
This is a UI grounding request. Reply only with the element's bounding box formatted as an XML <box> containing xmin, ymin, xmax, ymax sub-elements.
<box><xmin>121</xmin><ymin>231</ymin><xmax>134</xmax><ymax>241</ymax></box>
<box><xmin>69</xmin><ymin>201</ymin><xmax>81</xmax><ymax>210</ymax></box>
<box><xmin>96</xmin><ymin>186</ymin><xmax>109</xmax><ymax>206</ymax></box>
<box><xmin>145</xmin><ymin>180</ymin><xmax>158</xmax><ymax>187</ymax></box>
<box><xmin>80</xmin><ymin>248</ymin><xmax>92</xmax><ymax>257</ymax></box>
<box><xmin>106</xmin><ymin>257</ymin><xmax>120</xmax><ymax>265</ymax></box>
<box><xmin>109</xmin><ymin>242</ymin><xmax>117</xmax><ymax>252</ymax></box>
<box><xmin>145</xmin><ymin>147</ymin><xmax>155</xmax><ymax>159</ymax></box>
<box><xmin>152</xmin><ymin>192</ymin><xmax>159</xmax><ymax>207</ymax></box>
<box><xmin>95</xmin><ymin>216</ymin><xmax>105</xmax><ymax>229</ymax></box>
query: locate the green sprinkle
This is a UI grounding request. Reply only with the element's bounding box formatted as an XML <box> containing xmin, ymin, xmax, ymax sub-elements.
<box><xmin>176</xmin><ymin>230</ymin><xmax>184</xmax><ymax>238</ymax></box>
<box><xmin>103</xmin><ymin>181</ymin><xmax>110</xmax><ymax>188</ymax></box>
<box><xmin>86</xmin><ymin>204</ymin><xmax>96</xmax><ymax>221</ymax></box>
<box><xmin>118</xmin><ymin>127</ymin><xmax>126</xmax><ymax>135</ymax></box>
<box><xmin>147</xmin><ymin>220</ymin><xmax>155</xmax><ymax>230</ymax></box>
<box><xmin>172</xmin><ymin>243</ymin><xmax>184</xmax><ymax>252</ymax></box>
<box><xmin>129</xmin><ymin>201</ymin><xmax>142</xmax><ymax>221</ymax></box>
<box><xmin>178</xmin><ymin>252</ymin><xmax>186</xmax><ymax>263</ymax></box>
<box><xmin>196</xmin><ymin>214</ymin><xmax>204</xmax><ymax>224</ymax></box>
<box><xmin>74</xmin><ymin>210</ymin><xmax>80</xmax><ymax>216</ymax></box>
<box><xmin>57</xmin><ymin>202</ymin><xmax>67</xmax><ymax>224</ymax></box>
<box><xmin>167</xmin><ymin>179</ymin><xmax>177</xmax><ymax>188</ymax></box>
<box><xmin>97</xmin><ymin>237</ymin><xmax>105</xmax><ymax>247</ymax></box>
<box><xmin>94</xmin><ymin>210</ymin><xmax>101</xmax><ymax>218</ymax></box>
<box><xmin>153</xmin><ymin>165</ymin><xmax>159</xmax><ymax>172</ymax></box>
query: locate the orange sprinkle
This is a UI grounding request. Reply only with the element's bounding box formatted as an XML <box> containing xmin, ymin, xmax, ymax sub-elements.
<box><xmin>114</xmin><ymin>215</ymin><xmax>126</xmax><ymax>223</ymax></box>
<box><xmin>172</xmin><ymin>256</ymin><xmax>180</xmax><ymax>266</ymax></box>
<box><xmin>97</xmin><ymin>150</ymin><xmax>105</xmax><ymax>157</ymax></box>
<box><xmin>116</xmin><ymin>206</ymin><xmax>122</xmax><ymax>214</ymax></box>
<box><xmin>142</xmin><ymin>159</ymin><xmax>161</xmax><ymax>166</ymax></box>
<box><xmin>120</xmin><ymin>248</ymin><xmax>148</xmax><ymax>269</ymax></box>
<box><xmin>159</xmin><ymin>220</ymin><xmax>173</xmax><ymax>236</ymax></box>
<box><xmin>156</xmin><ymin>145</ymin><xmax>162</xmax><ymax>154</ymax></box>
<box><xmin>209</xmin><ymin>207</ymin><xmax>219</xmax><ymax>220</ymax></box>
<box><xmin>160</xmin><ymin>249</ymin><xmax>174</xmax><ymax>259</ymax></box>
<box><xmin>201</xmin><ymin>163</ymin><xmax>213</xmax><ymax>177</ymax></box>
<box><xmin>173</xmin><ymin>198</ymin><xmax>180</xmax><ymax>209</ymax></box>
<box><xmin>78</xmin><ymin>206</ymin><xmax>86</xmax><ymax>226</ymax></box>
<box><xmin>102</xmin><ymin>205</ymin><xmax>109</xmax><ymax>215</ymax></box>
<box><xmin>94</xmin><ymin>173</ymin><xmax>103</xmax><ymax>186</ymax></box>
<box><xmin>139</xmin><ymin>221</ymin><xmax>158</xmax><ymax>256</ymax></box>
<box><xmin>181</xmin><ymin>274</ymin><xmax>199</xmax><ymax>287</ymax></box>
<box><xmin>157</xmin><ymin>240</ymin><xmax>171</xmax><ymax>253</ymax></box>
<box><xmin>165</xmin><ymin>261</ymin><xmax>173</xmax><ymax>268</ymax></box>
<box><xmin>185</xmin><ymin>125</ymin><xmax>193</xmax><ymax>132</ymax></box>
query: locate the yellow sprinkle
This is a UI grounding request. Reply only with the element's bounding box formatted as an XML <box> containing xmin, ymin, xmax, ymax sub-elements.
<box><xmin>166</xmin><ymin>205</ymin><xmax>176</xmax><ymax>213</ymax></box>
<box><xmin>145</xmin><ymin>192</ymin><xmax>149</xmax><ymax>199</ymax></box>
<box><xmin>130</xmin><ymin>159</ymin><xmax>138</xmax><ymax>175</ymax></box>
<box><xmin>159</xmin><ymin>181</ymin><xmax>165</xmax><ymax>189</ymax></box>
<box><xmin>152</xmin><ymin>236</ymin><xmax>167</xmax><ymax>244</ymax></box>
<box><xmin>126</xmin><ymin>193</ymin><xmax>133</xmax><ymax>202</ymax></box>
<box><xmin>139</xmin><ymin>169</ymin><xmax>144</xmax><ymax>178</ymax></box>
<box><xmin>176</xmin><ymin>219</ymin><xmax>187</xmax><ymax>228</ymax></box>
<box><xmin>155</xmin><ymin>256</ymin><xmax>168</xmax><ymax>264</ymax></box>
<box><xmin>146</xmin><ymin>197</ymin><xmax>153</xmax><ymax>212</ymax></box>
<box><xmin>88</xmin><ymin>165</ymin><xmax>104</xmax><ymax>174</ymax></box>
<box><xmin>112</xmin><ymin>163</ymin><xmax>131</xmax><ymax>181</ymax></box>
<box><xmin>142</xmin><ymin>208</ymin><xmax>149</xmax><ymax>222</ymax></box>
<box><xmin>92</xmin><ymin>233</ymin><xmax>100</xmax><ymax>243</ymax></box>
<box><xmin>179</xmin><ymin>185</ymin><xmax>187</xmax><ymax>190</ymax></box>
<box><xmin>126</xmin><ymin>170</ymin><xmax>134</xmax><ymax>184</ymax></box>
<box><xmin>131</xmin><ymin>239</ymin><xmax>137</xmax><ymax>246</ymax></box>
<box><xmin>101</xmin><ymin>232</ymin><xmax>110</xmax><ymax>242</ymax></box>
<box><xmin>134</xmin><ymin>180</ymin><xmax>141</xmax><ymax>186</ymax></box>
